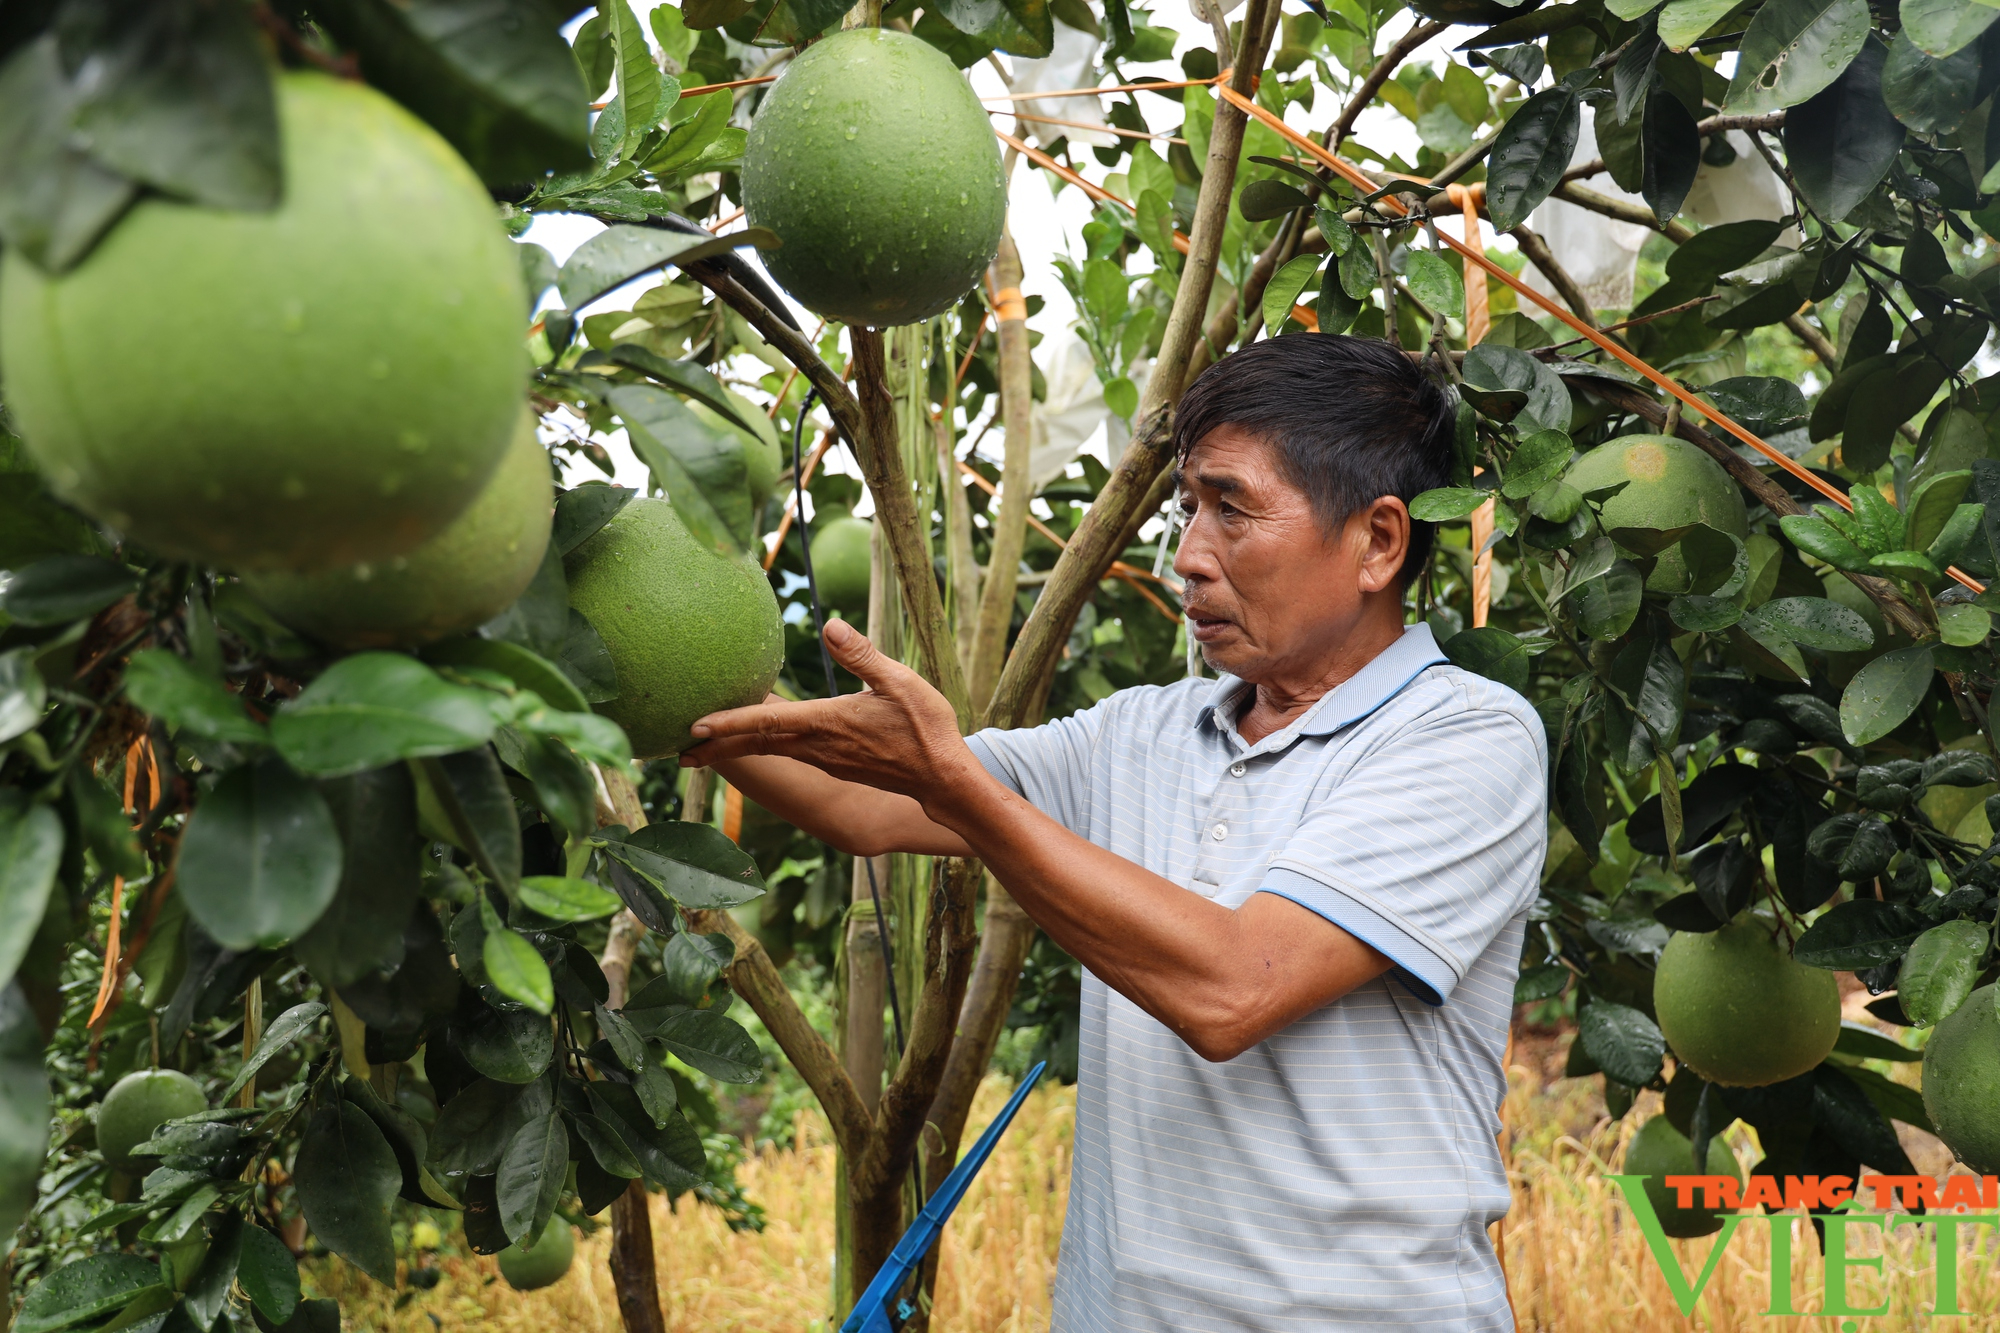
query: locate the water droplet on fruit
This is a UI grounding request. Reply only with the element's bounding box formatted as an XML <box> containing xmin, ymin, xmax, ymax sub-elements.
<box><xmin>845</xmin><ymin>125</ymin><xmax>858</xmax><ymax>139</ymax></box>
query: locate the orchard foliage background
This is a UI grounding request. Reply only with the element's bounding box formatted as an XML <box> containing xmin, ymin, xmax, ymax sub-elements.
<box><xmin>10</xmin><ymin>0</ymin><xmax>2000</xmax><ymax>1326</ymax></box>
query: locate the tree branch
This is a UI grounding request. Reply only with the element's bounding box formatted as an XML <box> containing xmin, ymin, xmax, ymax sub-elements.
<box><xmin>689</xmin><ymin>906</ymin><xmax>875</xmax><ymax>1156</ymax></box>
<box><xmin>918</xmin><ymin>882</ymin><xmax>1036</xmax><ymax>1193</ymax></box>
<box><xmin>1550</xmin><ymin>181</ymin><xmax>1694</xmax><ymax>243</ymax></box>
<box><xmin>684</xmin><ymin>265</ymin><xmax>869</xmax><ymax>457</ymax></box>
<box><xmin>1330</xmin><ymin>20</ymin><xmax>1448</xmax><ymax>151</ymax></box>
<box><xmin>969</xmin><ymin>232</ymin><xmax>1034</xmax><ymax>712</ymax></box>
<box><xmin>985</xmin><ymin>0</ymin><xmax>1281</xmax><ymax>729</ymax></box>
<box><xmin>1510</xmin><ymin>225</ymin><xmax>1603</xmax><ymax>332</ymax></box>
<box><xmin>847</xmin><ymin>327</ymin><xmax>975</xmax><ymax>730</ymax></box>
<box><xmin>1560</xmin><ymin>112</ymin><xmax>1785</xmax><ymax>184</ymax></box>
<box><xmin>1567</xmin><ymin>375</ymin><xmax>1930</xmax><ymax>639</ymax></box>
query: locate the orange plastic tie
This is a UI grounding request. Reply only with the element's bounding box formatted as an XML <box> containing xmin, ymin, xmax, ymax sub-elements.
<box><xmin>993</xmin><ymin>286</ymin><xmax>1028</xmax><ymax>323</ymax></box>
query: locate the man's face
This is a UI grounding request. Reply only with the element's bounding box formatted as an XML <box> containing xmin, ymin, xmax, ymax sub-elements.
<box><xmin>1173</xmin><ymin>425</ymin><xmax>1409</xmax><ymax>682</ymax></box>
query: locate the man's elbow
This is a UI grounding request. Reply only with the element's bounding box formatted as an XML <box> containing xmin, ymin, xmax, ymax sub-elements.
<box><xmin>1175</xmin><ymin>993</ymin><xmax>1273</xmax><ymax>1063</ymax></box>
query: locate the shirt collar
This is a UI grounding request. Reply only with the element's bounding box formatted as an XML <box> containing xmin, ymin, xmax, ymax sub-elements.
<box><xmin>1195</xmin><ymin>624</ymin><xmax>1449</xmax><ymax>744</ymax></box>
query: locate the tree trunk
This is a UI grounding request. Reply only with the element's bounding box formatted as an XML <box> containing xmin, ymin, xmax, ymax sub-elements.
<box><xmin>968</xmin><ymin>229</ymin><xmax>1033</xmax><ymax>711</ymax></box>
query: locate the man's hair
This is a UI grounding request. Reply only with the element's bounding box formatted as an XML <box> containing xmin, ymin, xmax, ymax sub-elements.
<box><xmin>1171</xmin><ymin>334</ymin><xmax>1455</xmax><ymax>581</ymax></box>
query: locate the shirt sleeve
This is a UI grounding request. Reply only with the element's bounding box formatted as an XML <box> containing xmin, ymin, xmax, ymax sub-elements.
<box><xmin>1259</xmin><ymin>698</ymin><xmax>1548</xmax><ymax>1006</ymax></box>
<box><xmin>964</xmin><ymin>699</ymin><xmax>1113</xmax><ymax>835</ymax></box>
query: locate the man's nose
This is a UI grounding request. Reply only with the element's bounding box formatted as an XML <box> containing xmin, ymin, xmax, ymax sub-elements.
<box><xmin>1173</xmin><ymin>516</ymin><xmax>1219</xmax><ymax>582</ymax></box>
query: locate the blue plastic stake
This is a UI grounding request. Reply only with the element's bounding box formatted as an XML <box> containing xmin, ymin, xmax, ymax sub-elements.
<box><xmin>840</xmin><ymin>1062</ymin><xmax>1048</xmax><ymax>1333</ymax></box>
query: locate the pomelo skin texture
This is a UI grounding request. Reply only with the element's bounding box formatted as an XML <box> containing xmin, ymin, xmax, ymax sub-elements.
<box><xmin>1923</xmin><ymin>984</ymin><xmax>2000</xmax><ymax>1173</ymax></box>
<box><xmin>1654</xmin><ymin>921</ymin><xmax>1840</xmax><ymax>1087</ymax></box>
<box><xmin>742</xmin><ymin>29</ymin><xmax>1004</xmax><ymax>326</ymax></box>
<box><xmin>1565</xmin><ymin>434</ymin><xmax>1749</xmax><ymax>594</ymax></box>
<box><xmin>240</xmin><ymin>412</ymin><xmax>552</xmax><ymax>648</ymax></box>
<box><xmin>98</xmin><ymin>1069</ymin><xmax>207</xmax><ymax>1175</ymax></box>
<box><xmin>565</xmin><ymin>499</ymin><xmax>784</xmax><ymax>759</ymax></box>
<box><xmin>0</xmin><ymin>71</ymin><xmax>526</xmax><ymax>573</ymax></box>
<box><xmin>1624</xmin><ymin>1114</ymin><xmax>1742</xmax><ymax>1238</ymax></box>
<box><xmin>809</xmin><ymin>513</ymin><xmax>873</xmax><ymax>612</ymax></box>
<box><xmin>497</xmin><ymin>1222</ymin><xmax>575</xmax><ymax>1290</ymax></box>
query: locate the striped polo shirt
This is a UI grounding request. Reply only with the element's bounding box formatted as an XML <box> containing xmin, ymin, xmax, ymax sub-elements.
<box><xmin>965</xmin><ymin>623</ymin><xmax>1546</xmax><ymax>1331</ymax></box>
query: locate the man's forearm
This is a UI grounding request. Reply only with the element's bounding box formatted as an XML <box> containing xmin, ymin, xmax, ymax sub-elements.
<box><xmin>923</xmin><ymin>756</ymin><xmax>1390</xmax><ymax>1061</ymax></box>
<box><xmin>713</xmin><ymin>753</ymin><xmax>972</xmax><ymax>858</ymax></box>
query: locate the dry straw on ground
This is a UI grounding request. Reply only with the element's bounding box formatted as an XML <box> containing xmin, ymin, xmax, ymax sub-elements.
<box><xmin>313</xmin><ymin>1039</ymin><xmax>1991</xmax><ymax>1331</ymax></box>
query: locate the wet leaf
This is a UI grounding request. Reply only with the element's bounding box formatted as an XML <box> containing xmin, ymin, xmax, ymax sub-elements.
<box><xmin>1840</xmin><ymin>644</ymin><xmax>1934</xmax><ymax>745</ymax></box>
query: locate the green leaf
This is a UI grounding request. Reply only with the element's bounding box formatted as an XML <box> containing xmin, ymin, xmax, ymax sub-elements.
<box><xmin>518</xmin><ymin>875</ymin><xmax>623</xmax><ymax>923</ymax></box>
<box><xmin>933</xmin><ymin>0</ymin><xmax>1055</xmax><ymax>57</ymax></box>
<box><xmin>1939</xmin><ymin>602</ymin><xmax>1991</xmax><ymax>646</ymax></box>
<box><xmin>1640</xmin><ymin>90</ymin><xmax>1701</xmax><ymax>223</ymax></box>
<box><xmin>222</xmin><ymin>1001</ymin><xmax>328</xmax><ymax>1103</ymax></box>
<box><xmin>1578</xmin><ymin>1001</ymin><xmax>1666</xmax><ymax>1086</ymax></box>
<box><xmin>1261</xmin><ymin>254</ymin><xmax>1322</xmax><ymax>333</ymax></box>
<box><xmin>1840</xmin><ymin>644</ymin><xmax>1935</xmax><ymax>745</ymax></box>
<box><xmin>497</xmin><ymin>1111</ymin><xmax>568</xmax><ymax>1245</ymax></box>
<box><xmin>597</xmin><ymin>347</ymin><xmax>779</xmax><ymax>457</ymax></box>
<box><xmin>1502</xmin><ymin>429</ymin><xmax>1573</xmax><ymax>498</ymax></box>
<box><xmin>1868</xmin><ymin>549</ymin><xmax>1943</xmax><ymax>583</ymax></box>
<box><xmin>1316</xmin><ymin>253</ymin><xmax>1364</xmax><ymax>336</ymax></box>
<box><xmin>1314</xmin><ymin>204</ymin><xmax>1354</xmax><ymax>256</ymax></box>
<box><xmin>1926</xmin><ymin>505</ymin><xmax>1985</xmax><ymax>569</ymax></box>
<box><xmin>1664</xmin><ymin>219</ymin><xmax>1785</xmax><ymax>288</ymax></box>
<box><xmin>0</xmin><ymin>985</ymin><xmax>50</xmax><ymax>1249</ymax></box>
<box><xmin>272</xmin><ymin>654</ymin><xmax>496</xmax><ymax>778</ymax></box>
<box><xmin>427</xmin><ymin>638</ymin><xmax>592</xmax><ymax>719</ymax></box>
<box><xmin>496</xmin><ymin>728</ymin><xmax>596</xmax><ymax>838</ymax></box>
<box><xmin>1103</xmin><ymin>377</ymin><xmax>1139</xmax><ymax>420</ymax></box>
<box><xmin>454</xmin><ymin>1001</ymin><xmax>554</xmax><ymax>1084</ymax></box>
<box><xmin>652</xmin><ymin>1009</ymin><xmax>764</xmax><ymax>1083</ymax></box>
<box><xmin>1462</xmin><ymin>344</ymin><xmax>1571</xmax><ymax>434</ymax></box>
<box><xmin>581</xmin><ymin>1082</ymin><xmax>704</xmax><ymax>1192</ymax></box>
<box><xmin>1739</xmin><ymin>596</ymin><xmax>1874</xmax><ymax>651</ymax></box>
<box><xmin>0</xmin><ymin>554</ymin><xmax>135</xmax><ymax>626</ymax></box>
<box><xmin>1440</xmin><ymin>626</ymin><xmax>1532</xmax><ymax>692</ymax></box>
<box><xmin>1725</xmin><ymin>0</ymin><xmax>1870</xmax><ymax>114</ymax></box>
<box><xmin>1702</xmin><ymin>377</ymin><xmax>1808</xmax><ymax>436</ymax></box>
<box><xmin>1899</xmin><ymin>919</ymin><xmax>1988</xmax><ymax>1026</ymax></box>
<box><xmin>1881</xmin><ymin>26</ymin><xmax>1984</xmax><ymax>133</ymax></box>
<box><xmin>294</xmin><ymin>1100</ymin><xmax>401</xmax><ymax>1285</ymax></box>
<box><xmin>419</xmin><ymin>748</ymin><xmax>522</xmax><ymax>892</ymax></box>
<box><xmin>300</xmin><ymin>0</ymin><xmax>591</xmax><ymax>185</ymax></box>
<box><xmin>1405</xmin><ymin>250</ymin><xmax>1466</xmax><ymax>321</ymax></box>
<box><xmin>1658</xmin><ymin>0</ymin><xmax>1738</xmax><ymax>48</ymax></box>
<box><xmin>1794</xmin><ymin>899</ymin><xmax>1930</xmax><ymax>968</ymax></box>
<box><xmin>1239</xmin><ymin>177</ymin><xmax>1312</xmax><ymax>222</ymax></box>
<box><xmin>1487</xmin><ymin>84</ymin><xmax>1583</xmax><ymax>231</ymax></box>
<box><xmin>177</xmin><ymin>757</ymin><xmax>343</xmax><ymax>951</ymax></box>
<box><xmin>1409</xmin><ymin>487</ymin><xmax>1489</xmax><ymax>521</ymax></box>
<box><xmin>1833</xmin><ymin>1021</ymin><xmax>1919</xmax><ymax>1061</ymax></box>
<box><xmin>122</xmin><ymin>649</ymin><xmax>267</xmax><ymax>746</ymax></box>
<box><xmin>0</xmin><ymin>646</ymin><xmax>47</xmax><ymax>746</ymax></box>
<box><xmin>0</xmin><ymin>37</ymin><xmax>139</xmax><ymax>273</ymax></box>
<box><xmin>549</xmin><ymin>485</ymin><xmax>636</xmax><ymax>561</ymax></box>
<box><xmin>1848</xmin><ymin>484</ymin><xmax>1908</xmax><ymax>553</ymax></box>
<box><xmin>598</xmin><ymin>821</ymin><xmax>766</xmax><ymax>910</ymax></box>
<box><xmin>1573</xmin><ymin>563</ymin><xmax>1645</xmax><ymax>640</ymax></box>
<box><xmin>428</xmin><ymin>1077</ymin><xmax>552</xmax><ymax>1179</ymax></box>
<box><xmin>557</xmin><ymin>224</ymin><xmax>775</xmax><ymax>311</ymax></box>
<box><xmin>1902</xmin><ymin>0</ymin><xmax>1999</xmax><ymax>56</ymax></box>
<box><xmin>608</xmin><ymin>383</ymin><xmax>753</xmax><ymax>558</ymax></box>
<box><xmin>630</xmin><ymin>931</ymin><xmax>734</xmax><ymax>1009</ymax></box>
<box><xmin>237</xmin><ymin>1224</ymin><xmax>301</xmax><ymax>1327</ymax></box>
<box><xmin>13</xmin><ymin>1254</ymin><xmax>162</xmax><ymax>1333</ymax></box>
<box><xmin>0</xmin><ymin>799</ymin><xmax>61</xmax><ymax>988</ymax></box>
<box><xmin>480</xmin><ymin>897</ymin><xmax>554</xmax><ymax>1015</ymax></box>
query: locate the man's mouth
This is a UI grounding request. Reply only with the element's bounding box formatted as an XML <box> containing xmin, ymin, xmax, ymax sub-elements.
<box><xmin>1183</xmin><ymin>608</ymin><xmax>1233</xmax><ymax>641</ymax></box>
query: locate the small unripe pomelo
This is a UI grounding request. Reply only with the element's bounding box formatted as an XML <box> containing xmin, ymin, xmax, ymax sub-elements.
<box><xmin>565</xmin><ymin>498</ymin><xmax>784</xmax><ymax>759</ymax></box>
<box><xmin>98</xmin><ymin>1069</ymin><xmax>207</xmax><ymax>1174</ymax></box>
<box><xmin>810</xmin><ymin>512</ymin><xmax>873</xmax><ymax>613</ymax></box>
<box><xmin>240</xmin><ymin>412</ymin><xmax>552</xmax><ymax>648</ymax></box>
<box><xmin>743</xmin><ymin>29</ymin><xmax>1004</xmax><ymax>326</ymax></box>
<box><xmin>1922</xmin><ymin>984</ymin><xmax>2000</xmax><ymax>1172</ymax></box>
<box><xmin>0</xmin><ymin>71</ymin><xmax>526</xmax><ymax>573</ymax></box>
<box><xmin>1623</xmin><ymin>1114</ymin><xmax>1741</xmax><ymax>1238</ymax></box>
<box><xmin>497</xmin><ymin>1222</ymin><xmax>574</xmax><ymax>1290</ymax></box>
<box><xmin>1564</xmin><ymin>435</ymin><xmax>1748</xmax><ymax>594</ymax></box>
<box><xmin>1654</xmin><ymin>921</ymin><xmax>1840</xmax><ymax>1087</ymax></box>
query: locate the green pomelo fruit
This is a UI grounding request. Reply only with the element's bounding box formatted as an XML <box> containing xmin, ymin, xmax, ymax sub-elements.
<box><xmin>1623</xmin><ymin>1113</ymin><xmax>1741</xmax><ymax>1238</ymax></box>
<box><xmin>1654</xmin><ymin>921</ymin><xmax>1840</xmax><ymax>1087</ymax></box>
<box><xmin>0</xmin><ymin>71</ymin><xmax>525</xmax><ymax>573</ymax></box>
<box><xmin>1923</xmin><ymin>983</ymin><xmax>2000</xmax><ymax>1173</ymax></box>
<box><xmin>497</xmin><ymin>1222</ymin><xmax>574</xmax><ymax>1291</ymax></box>
<box><xmin>565</xmin><ymin>498</ymin><xmax>784</xmax><ymax>759</ymax></box>
<box><xmin>810</xmin><ymin>513</ymin><xmax>873</xmax><ymax>612</ymax></box>
<box><xmin>98</xmin><ymin>1069</ymin><xmax>207</xmax><ymax>1174</ymax></box>
<box><xmin>743</xmin><ymin>29</ymin><xmax>1005</xmax><ymax>326</ymax></box>
<box><xmin>1566</xmin><ymin>435</ymin><xmax>1749</xmax><ymax>594</ymax></box>
<box><xmin>240</xmin><ymin>412</ymin><xmax>552</xmax><ymax>647</ymax></box>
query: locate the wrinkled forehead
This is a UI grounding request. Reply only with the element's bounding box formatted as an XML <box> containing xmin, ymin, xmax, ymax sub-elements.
<box><xmin>1173</xmin><ymin>423</ymin><xmax>1295</xmax><ymax>495</ymax></box>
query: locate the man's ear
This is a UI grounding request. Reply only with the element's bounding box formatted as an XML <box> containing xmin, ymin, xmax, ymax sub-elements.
<box><xmin>1353</xmin><ymin>497</ymin><xmax>1411</xmax><ymax>594</ymax></box>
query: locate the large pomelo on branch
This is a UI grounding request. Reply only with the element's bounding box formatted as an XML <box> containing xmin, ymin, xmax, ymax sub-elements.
<box><xmin>565</xmin><ymin>498</ymin><xmax>784</xmax><ymax>759</ymax></box>
<box><xmin>0</xmin><ymin>71</ymin><xmax>526</xmax><ymax>573</ymax></box>
<box><xmin>497</xmin><ymin>1222</ymin><xmax>574</xmax><ymax>1290</ymax></box>
<box><xmin>742</xmin><ymin>29</ymin><xmax>1005</xmax><ymax>326</ymax></box>
<box><xmin>239</xmin><ymin>412</ymin><xmax>552</xmax><ymax>648</ymax></box>
<box><xmin>97</xmin><ymin>1069</ymin><xmax>207</xmax><ymax>1175</ymax></box>
<box><xmin>1922</xmin><ymin>983</ymin><xmax>2000</xmax><ymax>1172</ymax></box>
<box><xmin>1622</xmin><ymin>1113</ymin><xmax>1741</xmax><ymax>1238</ymax></box>
<box><xmin>1654</xmin><ymin>921</ymin><xmax>1840</xmax><ymax>1087</ymax></box>
<box><xmin>1565</xmin><ymin>435</ymin><xmax>1749</xmax><ymax>594</ymax></box>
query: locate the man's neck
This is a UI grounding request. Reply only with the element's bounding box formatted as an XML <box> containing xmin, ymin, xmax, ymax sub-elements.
<box><xmin>1233</xmin><ymin>608</ymin><xmax>1408</xmax><ymax>745</ymax></box>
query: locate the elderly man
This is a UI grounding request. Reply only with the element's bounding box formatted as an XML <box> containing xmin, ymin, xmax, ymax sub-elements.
<box><xmin>685</xmin><ymin>334</ymin><xmax>1547</xmax><ymax>1332</ymax></box>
